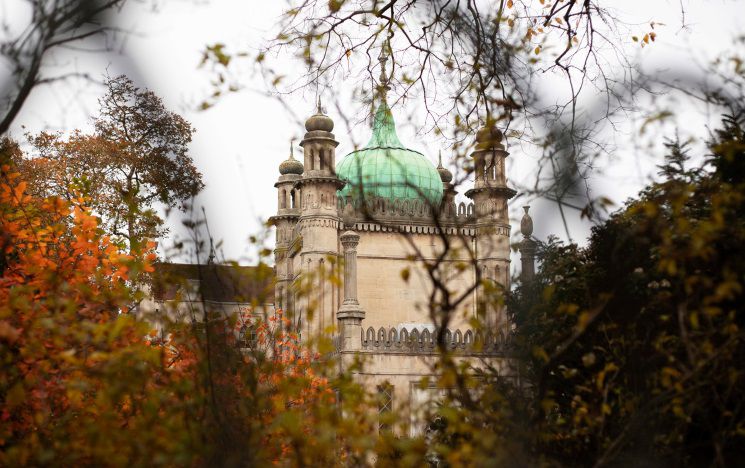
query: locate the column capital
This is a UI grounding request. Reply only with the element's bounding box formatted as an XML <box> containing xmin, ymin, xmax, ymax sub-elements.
<box><xmin>337</xmin><ymin>304</ymin><xmax>365</xmax><ymax>320</ymax></box>
<box><xmin>340</xmin><ymin>230</ymin><xmax>360</xmax><ymax>246</ymax></box>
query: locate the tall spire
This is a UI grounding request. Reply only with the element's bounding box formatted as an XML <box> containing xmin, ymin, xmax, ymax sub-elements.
<box><xmin>377</xmin><ymin>39</ymin><xmax>391</xmax><ymax>102</ymax></box>
<box><xmin>317</xmin><ymin>95</ymin><xmax>322</xmax><ymax>114</ymax></box>
<box><xmin>437</xmin><ymin>149</ymin><xmax>443</xmax><ymax>168</ymax></box>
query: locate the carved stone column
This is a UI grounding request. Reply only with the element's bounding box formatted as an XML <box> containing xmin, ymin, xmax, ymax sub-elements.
<box><xmin>337</xmin><ymin>230</ymin><xmax>365</xmax><ymax>350</ymax></box>
<box><xmin>519</xmin><ymin>206</ymin><xmax>537</xmax><ymax>282</ymax></box>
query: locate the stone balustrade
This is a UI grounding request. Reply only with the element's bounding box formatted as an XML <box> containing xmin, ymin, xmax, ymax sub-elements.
<box><xmin>358</xmin><ymin>326</ymin><xmax>510</xmax><ymax>355</ymax></box>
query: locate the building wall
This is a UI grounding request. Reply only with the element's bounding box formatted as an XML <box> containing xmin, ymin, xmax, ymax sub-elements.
<box><xmin>355</xmin><ymin>230</ymin><xmax>479</xmax><ymax>330</ymax></box>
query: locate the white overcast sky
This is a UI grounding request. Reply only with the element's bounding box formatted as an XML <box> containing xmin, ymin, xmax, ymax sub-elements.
<box><xmin>4</xmin><ymin>0</ymin><xmax>744</xmax><ymax>269</ymax></box>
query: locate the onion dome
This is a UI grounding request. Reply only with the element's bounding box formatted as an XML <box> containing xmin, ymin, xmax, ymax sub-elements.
<box><xmin>520</xmin><ymin>206</ymin><xmax>534</xmax><ymax>237</ymax></box>
<box><xmin>475</xmin><ymin>122</ymin><xmax>504</xmax><ymax>149</ymax></box>
<box><xmin>336</xmin><ymin>101</ymin><xmax>444</xmax><ymax>205</ymax></box>
<box><xmin>279</xmin><ymin>141</ymin><xmax>304</xmax><ymax>175</ymax></box>
<box><xmin>436</xmin><ymin>150</ymin><xmax>453</xmax><ymax>184</ymax></box>
<box><xmin>304</xmin><ymin>97</ymin><xmax>334</xmax><ymax>132</ymax></box>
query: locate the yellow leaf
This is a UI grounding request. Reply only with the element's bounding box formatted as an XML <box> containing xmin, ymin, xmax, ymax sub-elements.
<box><xmin>577</xmin><ymin>311</ymin><xmax>593</xmax><ymax>330</ymax></box>
<box><xmin>582</xmin><ymin>352</ymin><xmax>596</xmax><ymax>367</ymax></box>
<box><xmin>328</xmin><ymin>0</ymin><xmax>343</xmax><ymax>13</ymax></box>
<box><xmin>534</xmin><ymin>46</ymin><xmax>541</xmax><ymax>55</ymax></box>
<box><xmin>533</xmin><ymin>346</ymin><xmax>549</xmax><ymax>362</ymax></box>
<box><xmin>689</xmin><ymin>312</ymin><xmax>700</xmax><ymax>329</ymax></box>
<box><xmin>507</xmin><ymin>0</ymin><xmax>513</xmax><ymax>8</ymax></box>
<box><xmin>400</xmin><ymin>267</ymin><xmax>410</xmax><ymax>282</ymax></box>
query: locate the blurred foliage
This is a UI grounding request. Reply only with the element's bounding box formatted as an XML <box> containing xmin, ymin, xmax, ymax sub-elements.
<box><xmin>0</xmin><ymin>0</ymin><xmax>129</xmax><ymax>135</ymax></box>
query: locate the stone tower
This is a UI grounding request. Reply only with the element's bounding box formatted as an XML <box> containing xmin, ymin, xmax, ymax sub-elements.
<box><xmin>295</xmin><ymin>99</ymin><xmax>345</xmax><ymax>337</ymax></box>
<box><xmin>464</xmin><ymin>124</ymin><xmax>516</xmax><ymax>324</ymax></box>
<box><xmin>270</xmin><ymin>142</ymin><xmax>303</xmax><ymax>313</ymax></box>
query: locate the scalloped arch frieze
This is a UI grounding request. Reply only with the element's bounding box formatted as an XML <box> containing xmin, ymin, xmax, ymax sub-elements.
<box><xmin>359</xmin><ymin>326</ymin><xmax>510</xmax><ymax>355</ymax></box>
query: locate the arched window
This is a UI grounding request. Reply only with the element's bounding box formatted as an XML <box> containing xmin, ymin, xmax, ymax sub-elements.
<box><xmin>290</xmin><ymin>189</ymin><xmax>296</xmax><ymax>209</ymax></box>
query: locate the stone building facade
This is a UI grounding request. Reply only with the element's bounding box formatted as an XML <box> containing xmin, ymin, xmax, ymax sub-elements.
<box><xmin>140</xmin><ymin>54</ymin><xmax>539</xmax><ymax>433</ymax></box>
<box><xmin>270</xmin><ymin>82</ymin><xmax>536</xmax><ymax>432</ymax></box>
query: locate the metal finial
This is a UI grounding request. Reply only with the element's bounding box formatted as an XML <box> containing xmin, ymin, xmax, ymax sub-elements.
<box><xmin>317</xmin><ymin>95</ymin><xmax>322</xmax><ymax>114</ymax></box>
<box><xmin>437</xmin><ymin>149</ymin><xmax>443</xmax><ymax>168</ymax></box>
<box><xmin>289</xmin><ymin>139</ymin><xmax>294</xmax><ymax>159</ymax></box>
<box><xmin>520</xmin><ymin>205</ymin><xmax>534</xmax><ymax>237</ymax></box>
<box><xmin>377</xmin><ymin>39</ymin><xmax>391</xmax><ymax>100</ymax></box>
<box><xmin>378</xmin><ymin>45</ymin><xmax>388</xmax><ymax>81</ymax></box>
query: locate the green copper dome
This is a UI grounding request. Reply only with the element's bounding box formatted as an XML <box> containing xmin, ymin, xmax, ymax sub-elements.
<box><xmin>336</xmin><ymin>101</ymin><xmax>443</xmax><ymax>206</ymax></box>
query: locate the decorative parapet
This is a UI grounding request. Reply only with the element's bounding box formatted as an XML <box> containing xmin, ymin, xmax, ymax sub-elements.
<box><xmin>350</xmin><ymin>222</ymin><xmax>476</xmax><ymax>236</ymax></box>
<box><xmin>359</xmin><ymin>326</ymin><xmax>510</xmax><ymax>355</ymax></box>
<box><xmin>337</xmin><ymin>195</ymin><xmax>476</xmax><ymax>225</ymax></box>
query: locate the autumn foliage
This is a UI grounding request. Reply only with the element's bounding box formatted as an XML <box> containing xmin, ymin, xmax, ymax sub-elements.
<box><xmin>0</xmin><ymin>150</ymin><xmax>346</xmax><ymax>465</ymax></box>
<box><xmin>0</xmin><ymin>153</ymin><xmax>192</xmax><ymax>464</ymax></box>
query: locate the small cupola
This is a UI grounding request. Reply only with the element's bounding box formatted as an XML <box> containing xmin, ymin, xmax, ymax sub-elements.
<box><xmin>279</xmin><ymin>141</ymin><xmax>304</xmax><ymax>175</ymax></box>
<box><xmin>304</xmin><ymin>97</ymin><xmax>334</xmax><ymax>133</ymax></box>
<box><xmin>437</xmin><ymin>150</ymin><xmax>453</xmax><ymax>184</ymax></box>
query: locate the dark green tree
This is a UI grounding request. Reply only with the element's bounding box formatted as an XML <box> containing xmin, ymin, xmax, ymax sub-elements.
<box><xmin>503</xmin><ymin>112</ymin><xmax>745</xmax><ymax>466</ymax></box>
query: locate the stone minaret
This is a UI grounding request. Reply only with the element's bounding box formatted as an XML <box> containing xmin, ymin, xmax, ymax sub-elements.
<box><xmin>296</xmin><ymin>99</ymin><xmax>345</xmax><ymax>338</ymax></box>
<box><xmin>270</xmin><ymin>141</ymin><xmax>303</xmax><ymax>314</ymax></box>
<box><xmin>464</xmin><ymin>123</ymin><xmax>516</xmax><ymax>324</ymax></box>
